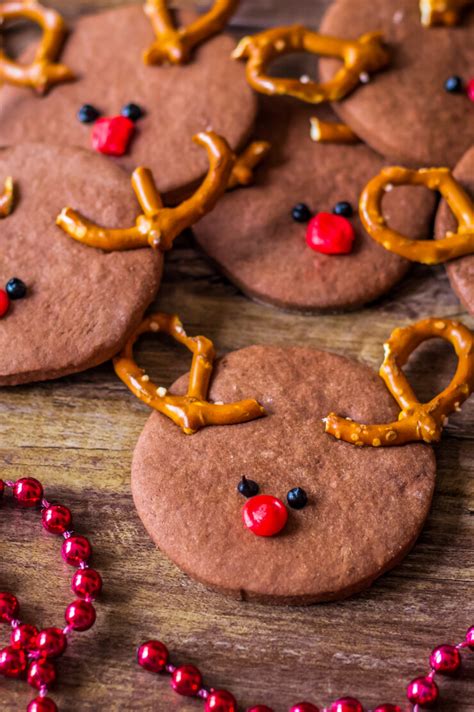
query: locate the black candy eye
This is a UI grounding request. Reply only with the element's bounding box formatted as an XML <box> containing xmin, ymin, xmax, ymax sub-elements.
<box><xmin>121</xmin><ymin>103</ymin><xmax>144</xmax><ymax>122</ymax></box>
<box><xmin>237</xmin><ymin>476</ymin><xmax>259</xmax><ymax>498</ymax></box>
<box><xmin>287</xmin><ymin>487</ymin><xmax>308</xmax><ymax>510</ymax></box>
<box><xmin>5</xmin><ymin>277</ymin><xmax>27</xmax><ymax>300</ymax></box>
<box><xmin>291</xmin><ymin>203</ymin><xmax>312</xmax><ymax>223</ymax></box>
<box><xmin>444</xmin><ymin>75</ymin><xmax>463</xmax><ymax>93</ymax></box>
<box><xmin>332</xmin><ymin>201</ymin><xmax>353</xmax><ymax>218</ymax></box>
<box><xmin>77</xmin><ymin>104</ymin><xmax>100</xmax><ymax>123</ymax></box>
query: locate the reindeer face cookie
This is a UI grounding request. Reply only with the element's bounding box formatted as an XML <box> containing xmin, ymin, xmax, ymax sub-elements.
<box><xmin>0</xmin><ymin>3</ymin><xmax>257</xmax><ymax>201</ymax></box>
<box><xmin>319</xmin><ymin>0</ymin><xmax>474</xmax><ymax>166</ymax></box>
<box><xmin>193</xmin><ymin>99</ymin><xmax>437</xmax><ymax>312</ymax></box>
<box><xmin>127</xmin><ymin>319</ymin><xmax>436</xmax><ymax>605</ymax></box>
<box><xmin>435</xmin><ymin>145</ymin><xmax>474</xmax><ymax>316</ymax></box>
<box><xmin>0</xmin><ymin>143</ymin><xmax>162</xmax><ymax>385</ymax></box>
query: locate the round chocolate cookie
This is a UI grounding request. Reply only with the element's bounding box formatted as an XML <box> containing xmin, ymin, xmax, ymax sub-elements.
<box><xmin>435</xmin><ymin>145</ymin><xmax>474</xmax><ymax>316</ymax></box>
<box><xmin>0</xmin><ymin>143</ymin><xmax>162</xmax><ymax>385</ymax></box>
<box><xmin>319</xmin><ymin>0</ymin><xmax>474</xmax><ymax>166</ymax></box>
<box><xmin>132</xmin><ymin>345</ymin><xmax>436</xmax><ymax>605</ymax></box>
<box><xmin>0</xmin><ymin>5</ymin><xmax>256</xmax><ymax>201</ymax></box>
<box><xmin>193</xmin><ymin>99</ymin><xmax>436</xmax><ymax>312</ymax></box>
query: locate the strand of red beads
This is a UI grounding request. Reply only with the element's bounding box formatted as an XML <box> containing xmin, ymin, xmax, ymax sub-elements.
<box><xmin>0</xmin><ymin>477</ymin><xmax>103</xmax><ymax>712</ymax></box>
<box><xmin>137</xmin><ymin>626</ymin><xmax>473</xmax><ymax>711</ymax></box>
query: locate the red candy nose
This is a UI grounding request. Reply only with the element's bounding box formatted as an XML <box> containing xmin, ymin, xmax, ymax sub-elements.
<box><xmin>242</xmin><ymin>494</ymin><xmax>288</xmax><ymax>537</ymax></box>
<box><xmin>91</xmin><ymin>116</ymin><xmax>135</xmax><ymax>156</ymax></box>
<box><xmin>306</xmin><ymin>212</ymin><xmax>355</xmax><ymax>255</ymax></box>
<box><xmin>0</xmin><ymin>289</ymin><xmax>10</xmax><ymax>318</ymax></box>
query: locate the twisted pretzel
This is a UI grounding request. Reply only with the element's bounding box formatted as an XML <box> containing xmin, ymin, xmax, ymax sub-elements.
<box><xmin>56</xmin><ymin>131</ymin><xmax>234</xmax><ymax>252</ymax></box>
<box><xmin>114</xmin><ymin>313</ymin><xmax>266</xmax><ymax>435</ymax></box>
<box><xmin>324</xmin><ymin>318</ymin><xmax>474</xmax><ymax>447</ymax></box>
<box><xmin>360</xmin><ymin>166</ymin><xmax>474</xmax><ymax>265</ymax></box>
<box><xmin>227</xmin><ymin>141</ymin><xmax>271</xmax><ymax>189</ymax></box>
<box><xmin>420</xmin><ymin>0</ymin><xmax>473</xmax><ymax>25</ymax></box>
<box><xmin>232</xmin><ymin>26</ymin><xmax>389</xmax><ymax>104</ymax></box>
<box><xmin>0</xmin><ymin>1</ymin><xmax>74</xmax><ymax>93</ymax></box>
<box><xmin>143</xmin><ymin>0</ymin><xmax>239</xmax><ymax>65</ymax></box>
<box><xmin>0</xmin><ymin>177</ymin><xmax>13</xmax><ymax>217</ymax></box>
<box><xmin>309</xmin><ymin>117</ymin><xmax>359</xmax><ymax>144</ymax></box>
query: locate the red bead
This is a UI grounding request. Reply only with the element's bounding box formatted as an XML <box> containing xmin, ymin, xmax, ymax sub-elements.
<box><xmin>406</xmin><ymin>676</ymin><xmax>439</xmax><ymax>706</ymax></box>
<box><xmin>137</xmin><ymin>640</ymin><xmax>169</xmax><ymax>673</ymax></box>
<box><xmin>430</xmin><ymin>644</ymin><xmax>461</xmax><ymax>674</ymax></box>
<box><xmin>27</xmin><ymin>697</ymin><xmax>58</xmax><ymax>712</ymax></box>
<box><xmin>466</xmin><ymin>626</ymin><xmax>474</xmax><ymax>649</ymax></box>
<box><xmin>11</xmin><ymin>624</ymin><xmax>39</xmax><ymax>651</ymax></box>
<box><xmin>467</xmin><ymin>78</ymin><xmax>474</xmax><ymax>102</ymax></box>
<box><xmin>27</xmin><ymin>658</ymin><xmax>56</xmax><ymax>689</ymax></box>
<box><xmin>35</xmin><ymin>627</ymin><xmax>67</xmax><ymax>659</ymax></box>
<box><xmin>246</xmin><ymin>707</ymin><xmax>275</xmax><ymax>712</ymax></box>
<box><xmin>290</xmin><ymin>704</ymin><xmax>320</xmax><ymax>712</ymax></box>
<box><xmin>0</xmin><ymin>480</ymin><xmax>4</xmax><ymax>497</ymax></box>
<box><xmin>65</xmin><ymin>599</ymin><xmax>96</xmax><ymax>631</ymax></box>
<box><xmin>306</xmin><ymin>212</ymin><xmax>355</xmax><ymax>255</ymax></box>
<box><xmin>242</xmin><ymin>494</ymin><xmax>288</xmax><ymax>537</ymax></box>
<box><xmin>330</xmin><ymin>698</ymin><xmax>363</xmax><ymax>712</ymax></box>
<box><xmin>91</xmin><ymin>116</ymin><xmax>135</xmax><ymax>156</ymax></box>
<box><xmin>171</xmin><ymin>664</ymin><xmax>202</xmax><ymax>696</ymax></box>
<box><xmin>42</xmin><ymin>504</ymin><xmax>72</xmax><ymax>535</ymax></box>
<box><xmin>0</xmin><ymin>289</ymin><xmax>10</xmax><ymax>318</ymax></box>
<box><xmin>0</xmin><ymin>645</ymin><xmax>27</xmax><ymax>677</ymax></box>
<box><xmin>373</xmin><ymin>706</ymin><xmax>401</xmax><ymax>712</ymax></box>
<box><xmin>13</xmin><ymin>477</ymin><xmax>43</xmax><ymax>507</ymax></box>
<box><xmin>0</xmin><ymin>592</ymin><xmax>19</xmax><ymax>622</ymax></box>
<box><xmin>205</xmin><ymin>689</ymin><xmax>238</xmax><ymax>712</ymax></box>
<box><xmin>61</xmin><ymin>535</ymin><xmax>91</xmax><ymax>566</ymax></box>
<box><xmin>71</xmin><ymin>568</ymin><xmax>102</xmax><ymax>600</ymax></box>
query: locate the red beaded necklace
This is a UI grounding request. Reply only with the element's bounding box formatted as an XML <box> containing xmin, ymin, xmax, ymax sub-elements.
<box><xmin>137</xmin><ymin>628</ymin><xmax>474</xmax><ymax>711</ymax></box>
<box><xmin>0</xmin><ymin>477</ymin><xmax>102</xmax><ymax>712</ymax></box>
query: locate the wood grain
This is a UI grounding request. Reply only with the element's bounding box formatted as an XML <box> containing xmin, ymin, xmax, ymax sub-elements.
<box><xmin>1</xmin><ymin>2</ymin><xmax>473</xmax><ymax>711</ymax></box>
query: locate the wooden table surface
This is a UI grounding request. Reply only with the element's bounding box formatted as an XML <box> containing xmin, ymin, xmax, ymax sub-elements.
<box><xmin>1</xmin><ymin>2</ymin><xmax>473</xmax><ymax>711</ymax></box>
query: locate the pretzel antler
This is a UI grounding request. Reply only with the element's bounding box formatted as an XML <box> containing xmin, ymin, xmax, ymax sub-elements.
<box><xmin>420</xmin><ymin>0</ymin><xmax>473</xmax><ymax>26</ymax></box>
<box><xmin>325</xmin><ymin>318</ymin><xmax>474</xmax><ymax>447</ymax></box>
<box><xmin>56</xmin><ymin>131</ymin><xmax>234</xmax><ymax>252</ymax></box>
<box><xmin>310</xmin><ymin>117</ymin><xmax>359</xmax><ymax>144</ymax></box>
<box><xmin>0</xmin><ymin>177</ymin><xmax>14</xmax><ymax>217</ymax></box>
<box><xmin>232</xmin><ymin>25</ymin><xmax>389</xmax><ymax>103</ymax></box>
<box><xmin>114</xmin><ymin>313</ymin><xmax>266</xmax><ymax>434</ymax></box>
<box><xmin>0</xmin><ymin>1</ymin><xmax>75</xmax><ymax>93</ymax></box>
<box><xmin>359</xmin><ymin>166</ymin><xmax>474</xmax><ymax>265</ymax></box>
<box><xmin>227</xmin><ymin>141</ymin><xmax>271</xmax><ymax>189</ymax></box>
<box><xmin>143</xmin><ymin>0</ymin><xmax>239</xmax><ymax>65</ymax></box>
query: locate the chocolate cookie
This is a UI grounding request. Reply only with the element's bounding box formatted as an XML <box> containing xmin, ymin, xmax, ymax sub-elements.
<box><xmin>193</xmin><ymin>99</ymin><xmax>436</xmax><ymax>312</ymax></box>
<box><xmin>435</xmin><ymin>145</ymin><xmax>474</xmax><ymax>315</ymax></box>
<box><xmin>0</xmin><ymin>143</ymin><xmax>162</xmax><ymax>385</ymax></box>
<box><xmin>319</xmin><ymin>0</ymin><xmax>474</xmax><ymax>166</ymax></box>
<box><xmin>132</xmin><ymin>345</ymin><xmax>436</xmax><ymax>605</ymax></box>
<box><xmin>0</xmin><ymin>5</ymin><xmax>257</xmax><ymax>201</ymax></box>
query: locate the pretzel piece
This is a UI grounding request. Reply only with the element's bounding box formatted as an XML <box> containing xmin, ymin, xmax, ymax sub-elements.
<box><xmin>359</xmin><ymin>166</ymin><xmax>474</xmax><ymax>265</ymax></box>
<box><xmin>420</xmin><ymin>0</ymin><xmax>473</xmax><ymax>26</ymax></box>
<box><xmin>114</xmin><ymin>313</ymin><xmax>266</xmax><ymax>434</ymax></box>
<box><xmin>56</xmin><ymin>131</ymin><xmax>234</xmax><ymax>252</ymax></box>
<box><xmin>324</xmin><ymin>318</ymin><xmax>474</xmax><ymax>447</ymax></box>
<box><xmin>232</xmin><ymin>25</ymin><xmax>389</xmax><ymax>103</ymax></box>
<box><xmin>0</xmin><ymin>176</ymin><xmax>13</xmax><ymax>217</ymax></box>
<box><xmin>227</xmin><ymin>141</ymin><xmax>271</xmax><ymax>189</ymax></box>
<box><xmin>0</xmin><ymin>1</ymin><xmax>74</xmax><ymax>93</ymax></box>
<box><xmin>309</xmin><ymin>117</ymin><xmax>359</xmax><ymax>144</ymax></box>
<box><xmin>143</xmin><ymin>0</ymin><xmax>239</xmax><ymax>65</ymax></box>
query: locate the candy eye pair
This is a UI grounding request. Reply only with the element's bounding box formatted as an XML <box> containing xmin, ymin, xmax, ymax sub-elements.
<box><xmin>237</xmin><ymin>476</ymin><xmax>308</xmax><ymax>510</ymax></box>
<box><xmin>77</xmin><ymin>102</ymin><xmax>144</xmax><ymax>124</ymax></box>
<box><xmin>291</xmin><ymin>200</ymin><xmax>353</xmax><ymax>223</ymax></box>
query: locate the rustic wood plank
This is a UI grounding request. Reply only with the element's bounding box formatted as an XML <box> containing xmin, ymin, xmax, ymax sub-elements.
<box><xmin>1</xmin><ymin>2</ymin><xmax>473</xmax><ymax>711</ymax></box>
